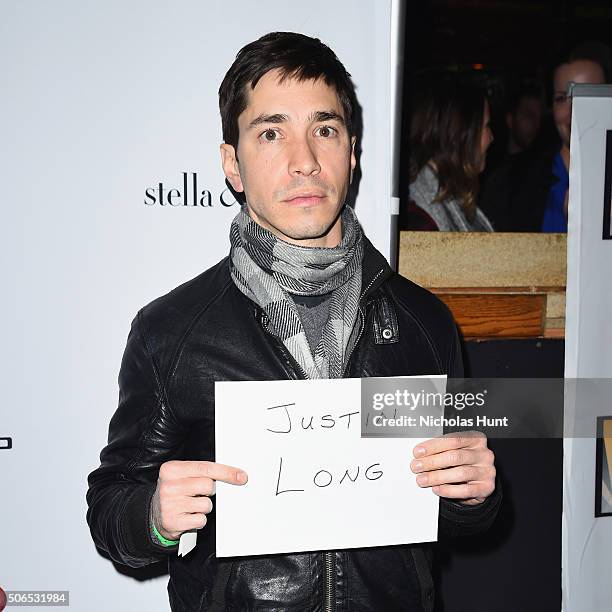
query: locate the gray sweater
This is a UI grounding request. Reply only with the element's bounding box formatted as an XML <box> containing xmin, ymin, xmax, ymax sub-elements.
<box><xmin>409</xmin><ymin>165</ymin><xmax>494</xmax><ymax>232</ymax></box>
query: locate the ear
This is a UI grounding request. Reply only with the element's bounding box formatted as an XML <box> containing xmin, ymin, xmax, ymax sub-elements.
<box><xmin>349</xmin><ymin>136</ymin><xmax>357</xmax><ymax>183</ymax></box>
<box><xmin>220</xmin><ymin>143</ymin><xmax>244</xmax><ymax>193</ymax></box>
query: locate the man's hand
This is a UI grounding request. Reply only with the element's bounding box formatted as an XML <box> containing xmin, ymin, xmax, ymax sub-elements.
<box><xmin>151</xmin><ymin>460</ymin><xmax>248</xmax><ymax>541</ymax></box>
<box><xmin>410</xmin><ymin>431</ymin><xmax>495</xmax><ymax>505</ymax></box>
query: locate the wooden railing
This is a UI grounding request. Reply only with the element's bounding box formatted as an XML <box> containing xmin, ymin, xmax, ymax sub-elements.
<box><xmin>398</xmin><ymin>232</ymin><xmax>567</xmax><ymax>339</ymax></box>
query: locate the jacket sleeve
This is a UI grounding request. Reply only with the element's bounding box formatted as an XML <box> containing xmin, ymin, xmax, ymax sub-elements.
<box><xmin>86</xmin><ymin>311</ymin><xmax>183</xmax><ymax>568</ymax></box>
<box><xmin>438</xmin><ymin>322</ymin><xmax>503</xmax><ymax>537</ymax></box>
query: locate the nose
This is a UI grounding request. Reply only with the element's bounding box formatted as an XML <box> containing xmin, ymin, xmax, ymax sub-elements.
<box><xmin>288</xmin><ymin>137</ymin><xmax>321</xmax><ymax>176</ymax></box>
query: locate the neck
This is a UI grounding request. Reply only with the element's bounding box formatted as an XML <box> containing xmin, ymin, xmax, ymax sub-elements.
<box><xmin>560</xmin><ymin>144</ymin><xmax>570</xmax><ymax>170</ymax></box>
<box><xmin>508</xmin><ymin>137</ymin><xmax>522</xmax><ymax>155</ymax></box>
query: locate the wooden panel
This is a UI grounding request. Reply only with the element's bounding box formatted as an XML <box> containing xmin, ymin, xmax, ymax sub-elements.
<box><xmin>544</xmin><ymin>327</ymin><xmax>565</xmax><ymax>339</ymax></box>
<box><xmin>399</xmin><ymin>232</ymin><xmax>567</xmax><ymax>288</ymax></box>
<box><xmin>430</xmin><ymin>286</ymin><xmax>563</xmax><ymax>294</ymax></box>
<box><xmin>435</xmin><ymin>293</ymin><xmax>546</xmax><ymax>338</ymax></box>
<box><xmin>546</xmin><ymin>292</ymin><xmax>566</xmax><ymax>319</ymax></box>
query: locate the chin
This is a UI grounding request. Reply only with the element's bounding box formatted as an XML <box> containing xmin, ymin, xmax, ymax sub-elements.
<box><xmin>280</xmin><ymin>209</ymin><xmax>342</xmax><ymax>241</ymax></box>
<box><xmin>281</xmin><ymin>224</ymin><xmax>334</xmax><ymax>242</ymax></box>
<box><xmin>557</xmin><ymin>127</ymin><xmax>570</xmax><ymax>147</ymax></box>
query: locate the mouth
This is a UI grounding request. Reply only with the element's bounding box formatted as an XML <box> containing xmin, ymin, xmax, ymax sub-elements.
<box><xmin>283</xmin><ymin>192</ymin><xmax>327</xmax><ymax>206</ymax></box>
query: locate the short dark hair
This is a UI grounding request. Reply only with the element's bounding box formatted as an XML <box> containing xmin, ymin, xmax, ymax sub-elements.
<box><xmin>507</xmin><ymin>79</ymin><xmax>544</xmax><ymax>115</ymax></box>
<box><xmin>218</xmin><ymin>32</ymin><xmax>357</xmax><ymax>149</ymax></box>
<box><xmin>409</xmin><ymin>70</ymin><xmax>487</xmax><ymax>221</ymax></box>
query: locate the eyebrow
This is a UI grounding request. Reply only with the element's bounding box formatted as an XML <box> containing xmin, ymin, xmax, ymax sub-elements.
<box><xmin>308</xmin><ymin>110</ymin><xmax>346</xmax><ymax>125</ymax></box>
<box><xmin>247</xmin><ymin>110</ymin><xmax>345</xmax><ymax>129</ymax></box>
<box><xmin>248</xmin><ymin>113</ymin><xmax>289</xmax><ymax>129</ymax></box>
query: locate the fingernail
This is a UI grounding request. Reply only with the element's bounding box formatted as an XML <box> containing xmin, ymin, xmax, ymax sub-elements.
<box><xmin>237</xmin><ymin>471</ymin><xmax>247</xmax><ymax>484</ymax></box>
<box><xmin>414</xmin><ymin>446</ymin><xmax>426</xmax><ymax>457</ymax></box>
<box><xmin>416</xmin><ymin>474</ymin><xmax>428</xmax><ymax>486</ymax></box>
<box><xmin>412</xmin><ymin>460</ymin><xmax>423</xmax><ymax>472</ymax></box>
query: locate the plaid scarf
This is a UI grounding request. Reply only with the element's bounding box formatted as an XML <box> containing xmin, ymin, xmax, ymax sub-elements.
<box><xmin>229</xmin><ymin>206</ymin><xmax>364</xmax><ymax>379</ymax></box>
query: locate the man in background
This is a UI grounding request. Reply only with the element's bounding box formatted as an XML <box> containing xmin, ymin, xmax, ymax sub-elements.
<box><xmin>506</xmin><ymin>82</ymin><xmax>543</xmax><ymax>157</ymax></box>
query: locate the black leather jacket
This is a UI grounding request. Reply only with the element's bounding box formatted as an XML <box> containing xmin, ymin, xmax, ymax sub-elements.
<box><xmin>86</xmin><ymin>238</ymin><xmax>501</xmax><ymax>611</ymax></box>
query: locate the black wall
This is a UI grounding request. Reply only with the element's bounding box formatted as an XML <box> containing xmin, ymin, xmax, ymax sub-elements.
<box><xmin>435</xmin><ymin>338</ymin><xmax>564</xmax><ymax>612</ymax></box>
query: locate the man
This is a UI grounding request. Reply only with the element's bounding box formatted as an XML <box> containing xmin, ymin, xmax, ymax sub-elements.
<box><xmin>478</xmin><ymin>81</ymin><xmax>543</xmax><ymax>191</ymax></box>
<box><xmin>87</xmin><ymin>32</ymin><xmax>500</xmax><ymax>611</ymax></box>
<box><xmin>505</xmin><ymin>83</ymin><xmax>543</xmax><ymax>157</ymax></box>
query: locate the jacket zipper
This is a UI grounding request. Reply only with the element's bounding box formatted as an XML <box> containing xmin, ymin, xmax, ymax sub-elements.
<box><xmin>323</xmin><ymin>551</ymin><xmax>335</xmax><ymax>612</ymax></box>
<box><xmin>341</xmin><ymin>307</ymin><xmax>365</xmax><ymax>378</ymax></box>
<box><xmin>341</xmin><ymin>267</ymin><xmax>384</xmax><ymax>378</ymax></box>
<box><xmin>256</xmin><ymin>267</ymin><xmax>385</xmax><ymax>612</ymax></box>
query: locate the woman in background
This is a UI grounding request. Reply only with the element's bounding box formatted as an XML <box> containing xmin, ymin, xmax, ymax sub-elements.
<box><xmin>406</xmin><ymin>72</ymin><xmax>495</xmax><ymax>231</ymax></box>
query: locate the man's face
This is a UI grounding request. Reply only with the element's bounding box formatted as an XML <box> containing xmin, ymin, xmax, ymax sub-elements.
<box><xmin>507</xmin><ymin>96</ymin><xmax>542</xmax><ymax>150</ymax></box>
<box><xmin>553</xmin><ymin>60</ymin><xmax>605</xmax><ymax>149</ymax></box>
<box><xmin>221</xmin><ymin>70</ymin><xmax>356</xmax><ymax>248</ymax></box>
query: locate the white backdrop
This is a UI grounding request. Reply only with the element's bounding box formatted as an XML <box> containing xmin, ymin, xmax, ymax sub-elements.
<box><xmin>0</xmin><ymin>1</ymin><xmax>400</xmax><ymax>609</ymax></box>
<box><xmin>563</xmin><ymin>86</ymin><xmax>612</xmax><ymax>611</ymax></box>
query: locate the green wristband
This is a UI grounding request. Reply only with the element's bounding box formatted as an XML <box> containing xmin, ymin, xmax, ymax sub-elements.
<box><xmin>152</xmin><ymin>522</ymin><xmax>179</xmax><ymax>547</ymax></box>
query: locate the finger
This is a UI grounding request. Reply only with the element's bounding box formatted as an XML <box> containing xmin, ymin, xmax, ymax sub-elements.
<box><xmin>168</xmin><ymin>477</ymin><xmax>216</xmax><ymax>497</ymax></box>
<box><xmin>413</xmin><ymin>431</ymin><xmax>486</xmax><ymax>458</ymax></box>
<box><xmin>159</xmin><ymin>510</ymin><xmax>208</xmax><ymax>536</ymax></box>
<box><xmin>411</xmin><ymin>448</ymin><xmax>478</xmax><ymax>473</ymax></box>
<box><xmin>184</xmin><ymin>496</ymin><xmax>214</xmax><ymax>515</ymax></box>
<box><xmin>158</xmin><ymin>477</ymin><xmax>215</xmax><ymax>503</ymax></box>
<box><xmin>199</xmin><ymin>461</ymin><xmax>248</xmax><ymax>485</ymax></box>
<box><xmin>160</xmin><ymin>460</ymin><xmax>247</xmax><ymax>484</ymax></box>
<box><xmin>415</xmin><ymin>465</ymin><xmax>481</xmax><ymax>488</ymax></box>
<box><xmin>181</xmin><ymin>513</ymin><xmax>208</xmax><ymax>531</ymax></box>
<box><xmin>430</xmin><ymin>481</ymin><xmax>496</xmax><ymax>500</ymax></box>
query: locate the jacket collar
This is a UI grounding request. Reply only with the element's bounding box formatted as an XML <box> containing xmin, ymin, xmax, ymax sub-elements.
<box><xmin>360</xmin><ymin>236</ymin><xmax>394</xmax><ymax>302</ymax></box>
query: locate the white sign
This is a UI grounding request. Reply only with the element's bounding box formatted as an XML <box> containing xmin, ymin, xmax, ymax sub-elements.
<box><xmin>564</xmin><ymin>84</ymin><xmax>612</xmax><ymax>612</ymax></box>
<box><xmin>214</xmin><ymin>377</ymin><xmax>442</xmax><ymax>557</ymax></box>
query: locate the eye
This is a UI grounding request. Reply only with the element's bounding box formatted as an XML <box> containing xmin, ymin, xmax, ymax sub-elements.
<box><xmin>553</xmin><ymin>94</ymin><xmax>568</xmax><ymax>104</ymax></box>
<box><xmin>315</xmin><ymin>125</ymin><xmax>337</xmax><ymax>138</ymax></box>
<box><xmin>259</xmin><ymin>128</ymin><xmax>281</xmax><ymax>143</ymax></box>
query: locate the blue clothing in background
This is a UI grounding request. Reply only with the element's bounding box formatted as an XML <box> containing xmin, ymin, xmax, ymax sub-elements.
<box><xmin>541</xmin><ymin>151</ymin><xmax>569</xmax><ymax>232</ymax></box>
